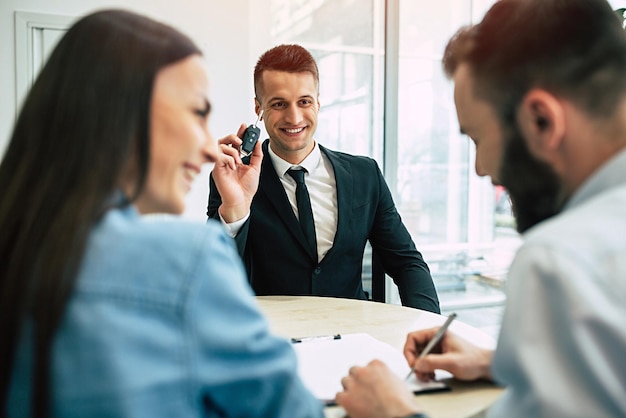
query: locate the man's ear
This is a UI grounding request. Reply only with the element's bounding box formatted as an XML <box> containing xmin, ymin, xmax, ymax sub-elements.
<box><xmin>517</xmin><ymin>89</ymin><xmax>565</xmax><ymax>160</ymax></box>
<box><xmin>254</xmin><ymin>97</ymin><xmax>262</xmax><ymax>119</ymax></box>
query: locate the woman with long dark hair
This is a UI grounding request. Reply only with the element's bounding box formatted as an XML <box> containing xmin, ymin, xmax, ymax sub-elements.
<box><xmin>0</xmin><ymin>9</ymin><xmax>322</xmax><ymax>417</ymax></box>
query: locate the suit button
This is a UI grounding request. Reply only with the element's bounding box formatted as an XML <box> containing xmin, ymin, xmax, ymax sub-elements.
<box><xmin>314</xmin><ymin>267</ymin><xmax>321</xmax><ymax>275</ymax></box>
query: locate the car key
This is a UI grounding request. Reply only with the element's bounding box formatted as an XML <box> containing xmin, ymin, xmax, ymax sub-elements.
<box><xmin>240</xmin><ymin>110</ymin><xmax>263</xmax><ymax>164</ymax></box>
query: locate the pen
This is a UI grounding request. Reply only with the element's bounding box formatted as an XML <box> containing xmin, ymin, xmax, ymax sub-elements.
<box><xmin>291</xmin><ymin>334</ymin><xmax>341</xmax><ymax>344</ymax></box>
<box><xmin>405</xmin><ymin>313</ymin><xmax>457</xmax><ymax>380</ymax></box>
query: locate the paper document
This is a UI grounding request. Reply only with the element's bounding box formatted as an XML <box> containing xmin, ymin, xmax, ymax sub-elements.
<box><xmin>292</xmin><ymin>333</ymin><xmax>449</xmax><ymax>403</ymax></box>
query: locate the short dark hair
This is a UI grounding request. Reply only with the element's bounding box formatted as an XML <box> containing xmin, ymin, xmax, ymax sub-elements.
<box><xmin>443</xmin><ymin>0</ymin><xmax>626</xmax><ymax>124</ymax></box>
<box><xmin>253</xmin><ymin>44</ymin><xmax>319</xmax><ymax>99</ymax></box>
<box><xmin>0</xmin><ymin>9</ymin><xmax>200</xmax><ymax>414</ymax></box>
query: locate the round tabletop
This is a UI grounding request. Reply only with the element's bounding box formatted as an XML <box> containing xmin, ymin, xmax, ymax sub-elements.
<box><xmin>256</xmin><ymin>295</ymin><xmax>504</xmax><ymax>418</ymax></box>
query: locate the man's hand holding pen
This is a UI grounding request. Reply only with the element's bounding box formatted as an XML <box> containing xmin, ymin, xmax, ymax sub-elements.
<box><xmin>404</xmin><ymin>313</ymin><xmax>457</xmax><ymax>381</ymax></box>
<box><xmin>403</xmin><ymin>324</ymin><xmax>494</xmax><ymax>382</ymax></box>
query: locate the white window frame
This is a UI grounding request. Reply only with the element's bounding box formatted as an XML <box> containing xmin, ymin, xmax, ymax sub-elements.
<box><xmin>14</xmin><ymin>11</ymin><xmax>74</xmax><ymax>117</ymax></box>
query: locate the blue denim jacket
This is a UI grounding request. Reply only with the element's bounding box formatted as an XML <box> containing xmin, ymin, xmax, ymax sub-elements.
<box><xmin>8</xmin><ymin>205</ymin><xmax>324</xmax><ymax>417</ymax></box>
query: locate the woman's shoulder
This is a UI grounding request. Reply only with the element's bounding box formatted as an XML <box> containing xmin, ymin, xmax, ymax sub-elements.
<box><xmin>79</xmin><ymin>206</ymin><xmax>241</xmax><ymax>298</ymax></box>
<box><xmin>99</xmin><ymin>206</ymin><xmax>228</xmax><ymax>248</ymax></box>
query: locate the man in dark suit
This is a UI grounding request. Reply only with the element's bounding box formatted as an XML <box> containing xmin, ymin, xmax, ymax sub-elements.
<box><xmin>208</xmin><ymin>44</ymin><xmax>439</xmax><ymax>313</ymax></box>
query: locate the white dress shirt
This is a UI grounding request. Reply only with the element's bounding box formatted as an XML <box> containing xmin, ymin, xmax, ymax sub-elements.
<box><xmin>489</xmin><ymin>148</ymin><xmax>626</xmax><ymax>418</ymax></box>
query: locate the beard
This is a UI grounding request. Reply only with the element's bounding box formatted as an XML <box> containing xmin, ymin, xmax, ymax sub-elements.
<box><xmin>498</xmin><ymin>122</ymin><xmax>563</xmax><ymax>233</ymax></box>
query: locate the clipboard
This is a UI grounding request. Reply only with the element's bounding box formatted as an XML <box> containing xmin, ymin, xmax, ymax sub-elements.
<box><xmin>291</xmin><ymin>333</ymin><xmax>450</xmax><ymax>404</ymax></box>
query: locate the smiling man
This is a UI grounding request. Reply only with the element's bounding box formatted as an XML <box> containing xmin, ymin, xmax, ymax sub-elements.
<box><xmin>207</xmin><ymin>44</ymin><xmax>440</xmax><ymax>313</ymax></box>
<box><xmin>334</xmin><ymin>0</ymin><xmax>626</xmax><ymax>417</ymax></box>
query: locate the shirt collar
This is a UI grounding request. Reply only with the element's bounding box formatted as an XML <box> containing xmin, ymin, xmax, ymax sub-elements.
<box><xmin>268</xmin><ymin>141</ymin><xmax>322</xmax><ymax>178</ymax></box>
<box><xmin>565</xmin><ymin>147</ymin><xmax>626</xmax><ymax>211</ymax></box>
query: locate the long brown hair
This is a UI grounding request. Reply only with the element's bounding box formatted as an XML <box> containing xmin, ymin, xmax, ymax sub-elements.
<box><xmin>0</xmin><ymin>9</ymin><xmax>201</xmax><ymax>416</ymax></box>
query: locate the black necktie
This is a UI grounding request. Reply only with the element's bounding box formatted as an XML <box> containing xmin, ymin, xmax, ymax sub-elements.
<box><xmin>287</xmin><ymin>168</ymin><xmax>317</xmax><ymax>259</ymax></box>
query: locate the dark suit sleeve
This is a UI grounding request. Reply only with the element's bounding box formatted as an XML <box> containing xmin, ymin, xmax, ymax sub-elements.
<box><xmin>206</xmin><ymin>172</ymin><xmax>249</xmax><ymax>259</ymax></box>
<box><xmin>368</xmin><ymin>163</ymin><xmax>440</xmax><ymax>313</ymax></box>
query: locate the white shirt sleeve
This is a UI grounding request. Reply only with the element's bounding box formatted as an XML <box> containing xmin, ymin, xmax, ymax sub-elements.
<box><xmin>219</xmin><ymin>212</ymin><xmax>250</xmax><ymax>237</ymax></box>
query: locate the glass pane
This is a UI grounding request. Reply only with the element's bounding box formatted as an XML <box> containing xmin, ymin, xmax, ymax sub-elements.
<box><xmin>397</xmin><ymin>56</ymin><xmax>470</xmax><ymax>246</ymax></box>
<box><xmin>397</xmin><ymin>0</ymin><xmax>520</xmax><ymax>337</ymax></box>
<box><xmin>269</xmin><ymin>0</ymin><xmax>374</xmax><ymax>47</ymax></box>
<box><xmin>397</xmin><ymin>0</ymin><xmax>475</xmax><ymax>274</ymax></box>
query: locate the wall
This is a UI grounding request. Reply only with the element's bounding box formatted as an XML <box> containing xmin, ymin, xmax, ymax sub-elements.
<box><xmin>0</xmin><ymin>0</ymin><xmax>256</xmax><ymax>221</ymax></box>
<box><xmin>610</xmin><ymin>0</ymin><xmax>626</xmax><ymax>8</ymax></box>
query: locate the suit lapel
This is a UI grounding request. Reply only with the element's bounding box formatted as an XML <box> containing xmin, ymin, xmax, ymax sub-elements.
<box><xmin>320</xmin><ymin>145</ymin><xmax>353</xmax><ymax>255</ymax></box>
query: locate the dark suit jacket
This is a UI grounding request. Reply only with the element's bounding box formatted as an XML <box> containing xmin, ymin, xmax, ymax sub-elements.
<box><xmin>208</xmin><ymin>140</ymin><xmax>440</xmax><ymax>313</ymax></box>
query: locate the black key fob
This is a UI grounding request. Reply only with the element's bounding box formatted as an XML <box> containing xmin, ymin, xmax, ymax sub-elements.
<box><xmin>240</xmin><ymin>125</ymin><xmax>260</xmax><ymax>164</ymax></box>
<box><xmin>240</xmin><ymin>110</ymin><xmax>263</xmax><ymax>165</ymax></box>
